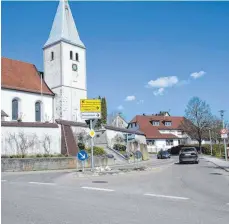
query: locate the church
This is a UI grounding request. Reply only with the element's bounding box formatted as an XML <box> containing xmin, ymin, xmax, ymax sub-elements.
<box><xmin>1</xmin><ymin>0</ymin><xmax>87</xmax><ymax>123</ymax></box>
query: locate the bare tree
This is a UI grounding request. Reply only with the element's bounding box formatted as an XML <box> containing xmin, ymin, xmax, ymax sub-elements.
<box><xmin>74</xmin><ymin>130</ymin><xmax>90</xmax><ymax>146</ymax></box>
<box><xmin>181</xmin><ymin>97</ymin><xmax>212</xmax><ymax>149</ymax></box>
<box><xmin>209</xmin><ymin>116</ymin><xmax>223</xmax><ymax>144</ymax></box>
<box><xmin>113</xmin><ymin>133</ymin><xmax>125</xmax><ymax>144</ymax></box>
<box><xmin>6</xmin><ymin>132</ymin><xmax>37</xmax><ymax>157</ymax></box>
<box><xmin>41</xmin><ymin>134</ymin><xmax>52</xmax><ymax>154</ymax></box>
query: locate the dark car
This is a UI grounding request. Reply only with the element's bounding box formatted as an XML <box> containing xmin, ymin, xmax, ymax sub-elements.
<box><xmin>179</xmin><ymin>147</ymin><xmax>199</xmax><ymax>164</ymax></box>
<box><xmin>157</xmin><ymin>150</ymin><xmax>171</xmax><ymax>159</ymax></box>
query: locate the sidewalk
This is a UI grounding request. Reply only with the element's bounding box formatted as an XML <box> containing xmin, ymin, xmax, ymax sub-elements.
<box><xmin>203</xmin><ymin>155</ymin><xmax>229</xmax><ymax>172</ymax></box>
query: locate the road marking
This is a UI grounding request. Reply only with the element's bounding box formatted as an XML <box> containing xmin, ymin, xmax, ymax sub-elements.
<box><xmin>226</xmin><ymin>203</ymin><xmax>229</xmax><ymax>205</ymax></box>
<box><xmin>1</xmin><ymin>180</ymin><xmax>7</xmax><ymax>182</ymax></box>
<box><xmin>81</xmin><ymin>186</ymin><xmax>115</xmax><ymax>192</ymax></box>
<box><xmin>144</xmin><ymin>193</ymin><xmax>189</xmax><ymax>200</ymax></box>
<box><xmin>29</xmin><ymin>182</ymin><xmax>56</xmax><ymax>186</ymax></box>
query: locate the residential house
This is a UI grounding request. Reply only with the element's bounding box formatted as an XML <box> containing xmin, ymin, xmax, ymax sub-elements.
<box><xmin>127</xmin><ymin>113</ymin><xmax>190</xmax><ymax>152</ymax></box>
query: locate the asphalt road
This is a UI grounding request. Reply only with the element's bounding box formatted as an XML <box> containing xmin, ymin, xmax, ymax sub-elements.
<box><xmin>2</xmin><ymin>157</ymin><xmax>229</xmax><ymax>224</ymax></box>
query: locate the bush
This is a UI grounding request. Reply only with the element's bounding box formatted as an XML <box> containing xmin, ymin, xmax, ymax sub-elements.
<box><xmin>202</xmin><ymin>144</ymin><xmax>225</xmax><ymax>158</ymax></box>
<box><xmin>78</xmin><ymin>142</ymin><xmax>85</xmax><ymax>150</ymax></box>
<box><xmin>85</xmin><ymin>146</ymin><xmax>105</xmax><ymax>156</ymax></box>
<box><xmin>113</xmin><ymin>144</ymin><xmax>126</xmax><ymax>152</ymax></box>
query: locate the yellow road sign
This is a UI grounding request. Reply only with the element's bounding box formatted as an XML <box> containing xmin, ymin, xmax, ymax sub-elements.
<box><xmin>89</xmin><ymin>129</ymin><xmax>95</xmax><ymax>138</ymax></box>
<box><xmin>80</xmin><ymin>99</ymin><xmax>101</xmax><ymax>113</ymax></box>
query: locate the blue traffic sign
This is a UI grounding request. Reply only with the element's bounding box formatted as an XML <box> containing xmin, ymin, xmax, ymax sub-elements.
<box><xmin>77</xmin><ymin>150</ymin><xmax>88</xmax><ymax>161</ymax></box>
<box><xmin>135</xmin><ymin>151</ymin><xmax>142</xmax><ymax>159</ymax></box>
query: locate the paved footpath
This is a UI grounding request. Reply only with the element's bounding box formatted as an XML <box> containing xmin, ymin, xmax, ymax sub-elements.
<box><xmin>203</xmin><ymin>155</ymin><xmax>229</xmax><ymax>172</ymax></box>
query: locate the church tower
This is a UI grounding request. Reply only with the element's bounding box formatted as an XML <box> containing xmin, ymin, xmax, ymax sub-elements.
<box><xmin>43</xmin><ymin>0</ymin><xmax>87</xmax><ymax>122</ymax></box>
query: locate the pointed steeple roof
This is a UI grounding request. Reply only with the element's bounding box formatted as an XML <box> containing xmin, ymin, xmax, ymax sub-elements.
<box><xmin>44</xmin><ymin>0</ymin><xmax>85</xmax><ymax>49</ymax></box>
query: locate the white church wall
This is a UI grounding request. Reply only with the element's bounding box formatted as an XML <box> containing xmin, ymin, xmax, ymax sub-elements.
<box><xmin>43</xmin><ymin>43</ymin><xmax>62</xmax><ymax>89</ymax></box>
<box><xmin>1</xmin><ymin>126</ymin><xmax>61</xmax><ymax>155</ymax></box>
<box><xmin>1</xmin><ymin>89</ymin><xmax>54</xmax><ymax>122</ymax></box>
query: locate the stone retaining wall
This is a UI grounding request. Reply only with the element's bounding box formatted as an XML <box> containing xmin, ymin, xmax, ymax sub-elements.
<box><xmin>1</xmin><ymin>156</ymin><xmax>116</xmax><ymax>172</ymax></box>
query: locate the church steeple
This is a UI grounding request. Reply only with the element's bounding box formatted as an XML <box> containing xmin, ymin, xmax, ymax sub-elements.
<box><xmin>44</xmin><ymin>0</ymin><xmax>85</xmax><ymax>48</ymax></box>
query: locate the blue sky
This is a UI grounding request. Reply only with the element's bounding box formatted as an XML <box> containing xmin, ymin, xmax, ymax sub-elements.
<box><xmin>2</xmin><ymin>1</ymin><xmax>229</xmax><ymax>121</ymax></box>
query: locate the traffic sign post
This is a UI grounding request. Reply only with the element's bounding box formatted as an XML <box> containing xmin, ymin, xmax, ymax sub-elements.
<box><xmin>80</xmin><ymin>99</ymin><xmax>101</xmax><ymax>120</ymax></box>
<box><xmin>77</xmin><ymin>150</ymin><xmax>88</xmax><ymax>173</ymax></box>
<box><xmin>220</xmin><ymin>128</ymin><xmax>228</xmax><ymax>161</ymax></box>
<box><xmin>80</xmin><ymin>99</ymin><xmax>102</xmax><ymax>171</ymax></box>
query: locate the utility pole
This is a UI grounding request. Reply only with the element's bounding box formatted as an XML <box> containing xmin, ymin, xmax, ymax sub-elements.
<box><xmin>219</xmin><ymin>110</ymin><xmax>227</xmax><ymax>161</ymax></box>
<box><xmin>209</xmin><ymin>129</ymin><xmax>213</xmax><ymax>156</ymax></box>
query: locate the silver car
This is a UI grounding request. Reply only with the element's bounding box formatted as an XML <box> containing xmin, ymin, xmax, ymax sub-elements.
<box><xmin>179</xmin><ymin>147</ymin><xmax>199</xmax><ymax>164</ymax></box>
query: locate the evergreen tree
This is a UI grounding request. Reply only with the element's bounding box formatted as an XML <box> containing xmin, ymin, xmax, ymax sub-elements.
<box><xmin>101</xmin><ymin>97</ymin><xmax>107</xmax><ymax>124</ymax></box>
<box><xmin>95</xmin><ymin>96</ymin><xmax>107</xmax><ymax>129</ymax></box>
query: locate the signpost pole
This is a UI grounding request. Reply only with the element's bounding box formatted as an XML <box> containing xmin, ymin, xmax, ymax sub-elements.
<box><xmin>222</xmin><ymin>118</ymin><xmax>227</xmax><ymax>161</ymax></box>
<box><xmin>90</xmin><ymin>119</ymin><xmax>94</xmax><ymax>171</ymax></box>
<box><xmin>209</xmin><ymin>129</ymin><xmax>213</xmax><ymax>156</ymax></box>
<box><xmin>82</xmin><ymin>161</ymin><xmax>85</xmax><ymax>173</ymax></box>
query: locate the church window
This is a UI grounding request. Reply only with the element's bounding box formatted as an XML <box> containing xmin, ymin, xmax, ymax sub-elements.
<box><xmin>35</xmin><ymin>101</ymin><xmax>42</xmax><ymax>122</ymax></box>
<box><xmin>12</xmin><ymin>98</ymin><xmax>19</xmax><ymax>120</ymax></box>
<box><xmin>51</xmin><ymin>51</ymin><xmax>54</xmax><ymax>61</ymax></box>
<box><xmin>75</xmin><ymin>53</ymin><xmax>79</xmax><ymax>61</ymax></box>
<box><xmin>70</xmin><ymin>51</ymin><xmax>73</xmax><ymax>60</ymax></box>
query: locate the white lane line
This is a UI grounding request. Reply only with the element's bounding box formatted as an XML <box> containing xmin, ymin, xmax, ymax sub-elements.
<box><xmin>1</xmin><ymin>180</ymin><xmax>7</xmax><ymax>182</ymax></box>
<box><xmin>29</xmin><ymin>182</ymin><xmax>56</xmax><ymax>186</ymax></box>
<box><xmin>81</xmin><ymin>186</ymin><xmax>115</xmax><ymax>192</ymax></box>
<box><xmin>144</xmin><ymin>193</ymin><xmax>189</xmax><ymax>200</ymax></box>
<box><xmin>226</xmin><ymin>203</ymin><xmax>229</xmax><ymax>205</ymax></box>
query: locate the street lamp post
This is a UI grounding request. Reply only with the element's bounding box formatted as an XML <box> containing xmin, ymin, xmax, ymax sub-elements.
<box><xmin>209</xmin><ymin>129</ymin><xmax>213</xmax><ymax>156</ymax></box>
<box><xmin>219</xmin><ymin>110</ymin><xmax>228</xmax><ymax>161</ymax></box>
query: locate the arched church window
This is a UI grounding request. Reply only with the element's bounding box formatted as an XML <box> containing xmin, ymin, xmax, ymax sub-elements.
<box><xmin>12</xmin><ymin>98</ymin><xmax>19</xmax><ymax>120</ymax></box>
<box><xmin>35</xmin><ymin>101</ymin><xmax>42</xmax><ymax>122</ymax></box>
<box><xmin>51</xmin><ymin>51</ymin><xmax>54</xmax><ymax>61</ymax></box>
<box><xmin>75</xmin><ymin>53</ymin><xmax>79</xmax><ymax>61</ymax></box>
<box><xmin>70</xmin><ymin>51</ymin><xmax>73</xmax><ymax>60</ymax></box>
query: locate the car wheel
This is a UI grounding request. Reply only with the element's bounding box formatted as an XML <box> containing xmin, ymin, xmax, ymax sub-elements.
<box><xmin>195</xmin><ymin>160</ymin><xmax>199</xmax><ymax>164</ymax></box>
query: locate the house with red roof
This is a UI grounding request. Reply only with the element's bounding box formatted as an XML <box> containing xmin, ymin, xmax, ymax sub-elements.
<box><xmin>127</xmin><ymin>113</ymin><xmax>190</xmax><ymax>152</ymax></box>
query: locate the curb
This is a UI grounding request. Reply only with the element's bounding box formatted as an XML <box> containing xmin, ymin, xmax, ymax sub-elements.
<box><xmin>204</xmin><ymin>157</ymin><xmax>229</xmax><ymax>173</ymax></box>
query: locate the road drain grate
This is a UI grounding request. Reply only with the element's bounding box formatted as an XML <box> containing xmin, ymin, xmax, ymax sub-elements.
<box><xmin>92</xmin><ymin>181</ymin><xmax>108</xmax><ymax>183</ymax></box>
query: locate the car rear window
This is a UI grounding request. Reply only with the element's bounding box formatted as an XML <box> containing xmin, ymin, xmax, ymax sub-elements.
<box><xmin>181</xmin><ymin>148</ymin><xmax>196</xmax><ymax>152</ymax></box>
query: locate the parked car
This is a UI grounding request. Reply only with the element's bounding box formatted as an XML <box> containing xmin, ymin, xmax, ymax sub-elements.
<box><xmin>157</xmin><ymin>150</ymin><xmax>171</xmax><ymax>159</ymax></box>
<box><xmin>179</xmin><ymin>147</ymin><xmax>199</xmax><ymax>164</ymax></box>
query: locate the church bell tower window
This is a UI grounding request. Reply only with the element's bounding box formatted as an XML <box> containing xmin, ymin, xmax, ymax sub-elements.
<box><xmin>51</xmin><ymin>51</ymin><xmax>54</xmax><ymax>61</ymax></box>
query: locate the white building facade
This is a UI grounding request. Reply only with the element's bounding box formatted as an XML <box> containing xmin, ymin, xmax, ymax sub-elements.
<box><xmin>1</xmin><ymin>0</ymin><xmax>87</xmax><ymax>124</ymax></box>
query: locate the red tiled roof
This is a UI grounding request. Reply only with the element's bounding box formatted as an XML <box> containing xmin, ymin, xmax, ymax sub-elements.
<box><xmin>1</xmin><ymin>57</ymin><xmax>54</xmax><ymax>96</ymax></box>
<box><xmin>130</xmin><ymin>115</ymin><xmax>185</xmax><ymax>139</ymax></box>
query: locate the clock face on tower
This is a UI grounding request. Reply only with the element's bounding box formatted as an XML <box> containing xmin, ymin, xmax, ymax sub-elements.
<box><xmin>72</xmin><ymin>63</ymin><xmax>78</xmax><ymax>71</ymax></box>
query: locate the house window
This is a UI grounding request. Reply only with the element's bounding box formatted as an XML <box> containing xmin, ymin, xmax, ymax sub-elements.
<box><xmin>152</xmin><ymin>121</ymin><xmax>160</xmax><ymax>126</ymax></box>
<box><xmin>70</xmin><ymin>51</ymin><xmax>73</xmax><ymax>60</ymax></box>
<box><xmin>147</xmin><ymin>140</ymin><xmax>155</xmax><ymax>146</ymax></box>
<box><xmin>51</xmin><ymin>51</ymin><xmax>54</xmax><ymax>60</ymax></box>
<box><xmin>35</xmin><ymin>101</ymin><xmax>41</xmax><ymax>122</ymax></box>
<box><xmin>165</xmin><ymin>121</ymin><xmax>172</xmax><ymax>126</ymax></box>
<box><xmin>75</xmin><ymin>53</ymin><xmax>79</xmax><ymax>61</ymax></box>
<box><xmin>166</xmin><ymin>140</ymin><xmax>173</xmax><ymax>146</ymax></box>
<box><xmin>12</xmin><ymin>98</ymin><xmax>19</xmax><ymax>120</ymax></box>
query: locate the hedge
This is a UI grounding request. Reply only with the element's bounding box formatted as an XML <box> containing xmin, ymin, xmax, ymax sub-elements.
<box><xmin>201</xmin><ymin>144</ymin><xmax>226</xmax><ymax>158</ymax></box>
<box><xmin>113</xmin><ymin>144</ymin><xmax>126</xmax><ymax>151</ymax></box>
<box><xmin>77</xmin><ymin>143</ymin><xmax>105</xmax><ymax>156</ymax></box>
<box><xmin>1</xmin><ymin>154</ymin><xmax>65</xmax><ymax>158</ymax></box>
<box><xmin>85</xmin><ymin>146</ymin><xmax>105</xmax><ymax>156</ymax></box>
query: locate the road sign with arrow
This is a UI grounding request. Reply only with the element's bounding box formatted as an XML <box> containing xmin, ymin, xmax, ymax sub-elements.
<box><xmin>77</xmin><ymin>150</ymin><xmax>88</xmax><ymax>161</ymax></box>
<box><xmin>80</xmin><ymin>99</ymin><xmax>101</xmax><ymax>120</ymax></box>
